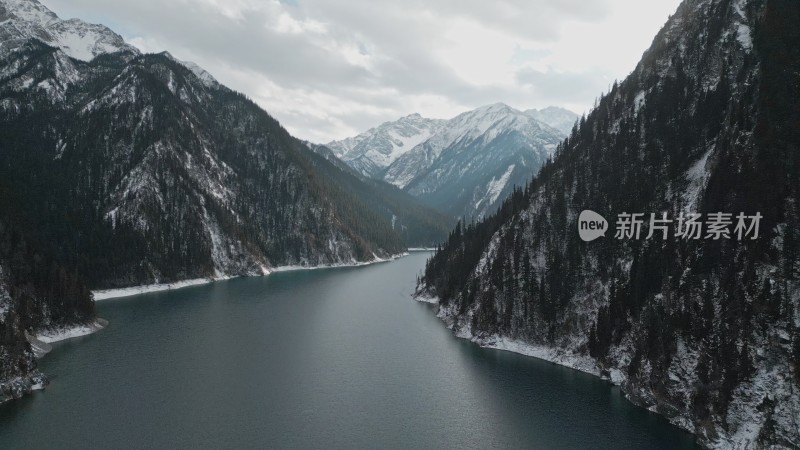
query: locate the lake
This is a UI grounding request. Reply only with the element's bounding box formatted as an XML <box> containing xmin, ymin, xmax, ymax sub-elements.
<box><xmin>0</xmin><ymin>252</ymin><xmax>697</xmax><ymax>449</ymax></box>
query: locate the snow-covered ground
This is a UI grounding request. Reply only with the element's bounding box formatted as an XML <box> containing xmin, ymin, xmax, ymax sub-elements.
<box><xmin>414</xmin><ymin>294</ymin><xmax>439</xmax><ymax>304</ymax></box>
<box><xmin>35</xmin><ymin>318</ymin><xmax>108</xmax><ymax>344</ymax></box>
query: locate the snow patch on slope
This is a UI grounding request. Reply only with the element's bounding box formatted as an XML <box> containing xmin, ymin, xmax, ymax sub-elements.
<box><xmin>681</xmin><ymin>147</ymin><xmax>714</xmax><ymax>211</ymax></box>
<box><xmin>634</xmin><ymin>91</ymin><xmax>646</xmax><ymax>114</ymax></box>
<box><xmin>732</xmin><ymin>0</ymin><xmax>753</xmax><ymax>51</ymax></box>
<box><xmin>0</xmin><ymin>266</ymin><xmax>10</xmax><ymax>320</ymax></box>
<box><xmin>180</xmin><ymin>59</ymin><xmax>218</xmax><ymax>87</ymax></box>
<box><xmin>736</xmin><ymin>24</ymin><xmax>752</xmax><ymax>50</ymax></box>
<box><xmin>161</xmin><ymin>51</ymin><xmax>218</xmax><ymax>87</ymax></box>
<box><xmin>474</xmin><ymin>164</ymin><xmax>515</xmax><ymax>212</ymax></box>
<box><xmin>486</xmin><ymin>164</ymin><xmax>515</xmax><ymax>205</ymax></box>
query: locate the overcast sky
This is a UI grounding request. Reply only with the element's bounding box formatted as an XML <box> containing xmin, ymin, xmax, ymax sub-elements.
<box><xmin>44</xmin><ymin>0</ymin><xmax>681</xmax><ymax>143</ymax></box>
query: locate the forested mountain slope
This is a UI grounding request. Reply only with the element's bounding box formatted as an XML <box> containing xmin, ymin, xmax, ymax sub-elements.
<box><xmin>418</xmin><ymin>0</ymin><xmax>800</xmax><ymax>447</ymax></box>
<box><xmin>306</xmin><ymin>142</ymin><xmax>455</xmax><ymax>247</ymax></box>
<box><xmin>0</xmin><ymin>0</ymin><xmax>446</xmax><ymax>289</ymax></box>
<box><xmin>0</xmin><ymin>0</ymin><xmax>450</xmax><ymax>398</ymax></box>
<box><xmin>0</xmin><ymin>216</ymin><xmax>93</xmax><ymax>401</ymax></box>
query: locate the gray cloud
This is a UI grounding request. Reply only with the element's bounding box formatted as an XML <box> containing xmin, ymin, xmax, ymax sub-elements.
<box><xmin>515</xmin><ymin>67</ymin><xmax>616</xmax><ymax>105</ymax></box>
<box><xmin>42</xmin><ymin>0</ymin><xmax>679</xmax><ymax>141</ymax></box>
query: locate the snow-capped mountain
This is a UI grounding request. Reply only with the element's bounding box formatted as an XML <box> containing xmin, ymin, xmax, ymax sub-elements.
<box><xmin>0</xmin><ymin>0</ymin><xmax>451</xmax><ymax>400</ymax></box>
<box><xmin>525</xmin><ymin>106</ymin><xmax>579</xmax><ymax>135</ymax></box>
<box><xmin>382</xmin><ymin>103</ymin><xmax>568</xmax><ymax>219</ymax></box>
<box><xmin>329</xmin><ymin>104</ymin><xmax>575</xmax><ymax>220</ymax></box>
<box><xmin>329</xmin><ymin>104</ymin><xmax>573</xmax><ymax>219</ymax></box>
<box><xmin>0</xmin><ymin>0</ymin><xmax>138</xmax><ymax>61</ymax></box>
<box><xmin>418</xmin><ymin>0</ymin><xmax>800</xmax><ymax>448</ymax></box>
<box><xmin>326</xmin><ymin>113</ymin><xmax>446</xmax><ymax>178</ymax></box>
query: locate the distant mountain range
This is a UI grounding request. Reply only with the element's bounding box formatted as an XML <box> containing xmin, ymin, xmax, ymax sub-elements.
<box><xmin>0</xmin><ymin>0</ymin><xmax>451</xmax><ymax>399</ymax></box>
<box><xmin>524</xmin><ymin>106</ymin><xmax>580</xmax><ymax>135</ymax></box>
<box><xmin>326</xmin><ymin>104</ymin><xmax>577</xmax><ymax>219</ymax></box>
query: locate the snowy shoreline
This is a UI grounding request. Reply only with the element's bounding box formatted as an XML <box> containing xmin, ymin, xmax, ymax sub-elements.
<box><xmin>414</xmin><ymin>296</ymin><xmax>748</xmax><ymax>449</ymax></box>
<box><xmin>269</xmin><ymin>252</ymin><xmax>407</xmax><ymax>273</ymax></box>
<box><xmin>27</xmin><ymin>318</ymin><xmax>109</xmax><ymax>359</ymax></box>
<box><xmin>1</xmin><ymin>319</ymin><xmax>110</xmax><ymax>403</ymax></box>
<box><xmin>36</xmin><ymin>318</ymin><xmax>109</xmax><ymax>344</ymax></box>
<box><xmin>417</xmin><ymin>296</ymin><xmax>602</xmax><ymax>377</ymax></box>
<box><xmin>461</xmin><ymin>334</ymin><xmax>601</xmax><ymax>378</ymax></box>
<box><xmin>93</xmin><ymin>278</ymin><xmax>220</xmax><ymax>301</ymax></box>
<box><xmin>93</xmin><ymin>252</ymin><xmax>408</xmax><ymax>301</ymax></box>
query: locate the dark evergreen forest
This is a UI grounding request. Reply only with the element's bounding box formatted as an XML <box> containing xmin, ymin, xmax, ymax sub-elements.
<box><xmin>419</xmin><ymin>0</ymin><xmax>800</xmax><ymax>446</ymax></box>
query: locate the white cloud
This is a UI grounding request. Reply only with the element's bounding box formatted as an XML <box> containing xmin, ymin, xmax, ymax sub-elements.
<box><xmin>437</xmin><ymin>18</ymin><xmax>519</xmax><ymax>86</ymax></box>
<box><xmin>43</xmin><ymin>0</ymin><xmax>682</xmax><ymax>142</ymax></box>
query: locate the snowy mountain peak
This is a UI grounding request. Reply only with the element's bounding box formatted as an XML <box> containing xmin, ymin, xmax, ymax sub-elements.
<box><xmin>458</xmin><ymin>103</ymin><xmax>526</xmax><ymax>124</ymax></box>
<box><xmin>325</xmin><ymin>113</ymin><xmax>446</xmax><ymax>177</ymax></box>
<box><xmin>459</xmin><ymin>102</ymin><xmax>520</xmax><ymax>124</ymax></box>
<box><xmin>378</xmin><ymin>103</ymin><xmax>568</xmax><ymax>218</ymax></box>
<box><xmin>524</xmin><ymin>106</ymin><xmax>579</xmax><ymax>135</ymax></box>
<box><xmin>0</xmin><ymin>0</ymin><xmax>56</xmax><ymax>25</ymax></box>
<box><xmin>160</xmin><ymin>51</ymin><xmax>219</xmax><ymax>87</ymax></box>
<box><xmin>436</xmin><ymin>103</ymin><xmax>561</xmax><ymax>148</ymax></box>
<box><xmin>0</xmin><ymin>0</ymin><xmax>139</xmax><ymax>61</ymax></box>
<box><xmin>326</xmin><ymin>102</ymin><xmax>574</xmax><ymax>185</ymax></box>
<box><xmin>476</xmin><ymin>102</ymin><xmax>514</xmax><ymax>113</ymax></box>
